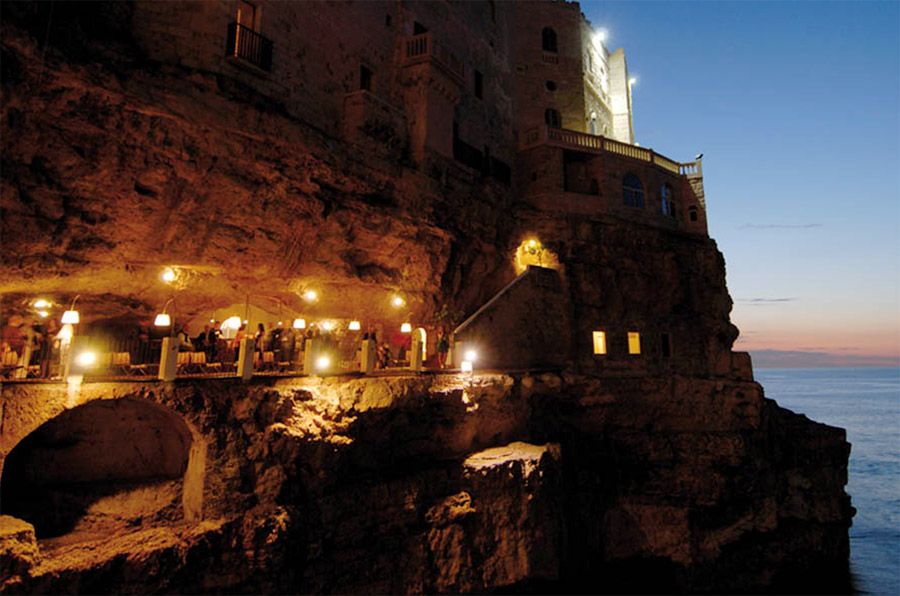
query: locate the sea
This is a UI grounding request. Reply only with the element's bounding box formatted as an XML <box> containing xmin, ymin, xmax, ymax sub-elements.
<box><xmin>754</xmin><ymin>367</ymin><xmax>900</xmax><ymax>596</ymax></box>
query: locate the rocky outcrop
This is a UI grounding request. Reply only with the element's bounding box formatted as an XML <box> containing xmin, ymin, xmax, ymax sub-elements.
<box><xmin>0</xmin><ymin>373</ymin><xmax>852</xmax><ymax>594</ymax></box>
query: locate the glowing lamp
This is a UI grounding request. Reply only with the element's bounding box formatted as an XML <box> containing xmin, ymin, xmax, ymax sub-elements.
<box><xmin>349</xmin><ymin>321</ymin><xmax>361</xmax><ymax>331</ymax></box>
<box><xmin>401</xmin><ymin>323</ymin><xmax>412</xmax><ymax>333</ymax></box>
<box><xmin>34</xmin><ymin>299</ymin><xmax>51</xmax><ymax>309</ymax></box>
<box><xmin>278</xmin><ymin>321</ymin><xmax>283</xmax><ymax>326</ymax></box>
<box><xmin>243</xmin><ymin>320</ymin><xmax>248</xmax><ymax>325</ymax></box>
<box><xmin>76</xmin><ymin>351</ymin><xmax>96</xmax><ymax>367</ymax></box>
<box><xmin>528</xmin><ymin>239</ymin><xmax>537</xmax><ymax>247</ymax></box>
<box><xmin>461</xmin><ymin>360</ymin><xmax>473</xmax><ymax>373</ymax></box>
<box><xmin>162</xmin><ymin>267</ymin><xmax>176</xmax><ymax>283</ymax></box>
<box><xmin>315</xmin><ymin>356</ymin><xmax>330</xmax><ymax>370</ymax></box>
<box><xmin>209</xmin><ymin>319</ymin><xmax>215</xmax><ymax>323</ymax></box>
<box><xmin>154</xmin><ymin>313</ymin><xmax>171</xmax><ymax>327</ymax></box>
<box><xmin>222</xmin><ymin>316</ymin><xmax>242</xmax><ymax>330</ymax></box>
<box><xmin>321</xmin><ymin>321</ymin><xmax>334</xmax><ymax>331</ymax></box>
<box><xmin>304</xmin><ymin>290</ymin><xmax>318</xmax><ymax>302</ymax></box>
<box><xmin>61</xmin><ymin>310</ymin><xmax>80</xmax><ymax>324</ymax></box>
<box><xmin>464</xmin><ymin>350</ymin><xmax>478</xmax><ymax>362</ymax></box>
<box><xmin>293</xmin><ymin>318</ymin><xmax>307</xmax><ymax>329</ymax></box>
<box><xmin>37</xmin><ymin>310</ymin><xmax>49</xmax><ymax>318</ymax></box>
<box><xmin>392</xmin><ymin>296</ymin><xmax>405</xmax><ymax>308</ymax></box>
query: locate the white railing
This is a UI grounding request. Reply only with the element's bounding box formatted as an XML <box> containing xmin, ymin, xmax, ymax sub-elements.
<box><xmin>542</xmin><ymin>51</ymin><xmax>559</xmax><ymax>65</ymax></box>
<box><xmin>522</xmin><ymin>124</ymin><xmax>698</xmax><ymax>177</ymax></box>
<box><xmin>404</xmin><ymin>32</ymin><xmax>466</xmax><ymax>82</ymax></box>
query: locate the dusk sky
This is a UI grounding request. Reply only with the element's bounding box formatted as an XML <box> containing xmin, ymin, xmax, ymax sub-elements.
<box><xmin>582</xmin><ymin>0</ymin><xmax>900</xmax><ymax>367</ymax></box>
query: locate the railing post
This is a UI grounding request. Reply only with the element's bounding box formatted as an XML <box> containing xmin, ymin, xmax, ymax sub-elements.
<box><xmin>236</xmin><ymin>338</ymin><xmax>255</xmax><ymax>381</ymax></box>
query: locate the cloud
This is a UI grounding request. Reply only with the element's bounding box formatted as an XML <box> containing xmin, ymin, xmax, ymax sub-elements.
<box><xmin>749</xmin><ymin>349</ymin><xmax>899</xmax><ymax>369</ymax></box>
<box><xmin>738</xmin><ymin>223</ymin><xmax>822</xmax><ymax>230</ymax></box>
<box><xmin>737</xmin><ymin>297</ymin><xmax>797</xmax><ymax>305</ymax></box>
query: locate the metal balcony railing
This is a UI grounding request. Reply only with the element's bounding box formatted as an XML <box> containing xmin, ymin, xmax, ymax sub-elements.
<box><xmin>226</xmin><ymin>22</ymin><xmax>273</xmax><ymax>72</ymax></box>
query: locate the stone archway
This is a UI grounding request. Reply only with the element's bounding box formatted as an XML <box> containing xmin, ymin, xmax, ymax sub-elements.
<box><xmin>0</xmin><ymin>397</ymin><xmax>204</xmax><ymax>540</ymax></box>
<box><xmin>415</xmin><ymin>327</ymin><xmax>427</xmax><ymax>360</ymax></box>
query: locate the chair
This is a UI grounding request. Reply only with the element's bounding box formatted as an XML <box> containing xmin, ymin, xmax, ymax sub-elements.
<box><xmin>176</xmin><ymin>351</ymin><xmax>191</xmax><ymax>374</ymax></box>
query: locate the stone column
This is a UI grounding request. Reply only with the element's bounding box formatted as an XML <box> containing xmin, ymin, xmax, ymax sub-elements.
<box><xmin>158</xmin><ymin>337</ymin><xmax>179</xmax><ymax>381</ymax></box>
<box><xmin>410</xmin><ymin>338</ymin><xmax>423</xmax><ymax>372</ymax></box>
<box><xmin>361</xmin><ymin>339</ymin><xmax>376</xmax><ymax>374</ymax></box>
<box><xmin>236</xmin><ymin>338</ymin><xmax>255</xmax><ymax>381</ymax></box>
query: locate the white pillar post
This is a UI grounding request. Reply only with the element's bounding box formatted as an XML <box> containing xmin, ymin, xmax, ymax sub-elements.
<box><xmin>361</xmin><ymin>339</ymin><xmax>376</xmax><ymax>374</ymax></box>
<box><xmin>236</xmin><ymin>338</ymin><xmax>255</xmax><ymax>381</ymax></box>
<box><xmin>159</xmin><ymin>337</ymin><xmax>178</xmax><ymax>381</ymax></box>
<box><xmin>409</xmin><ymin>338</ymin><xmax>422</xmax><ymax>372</ymax></box>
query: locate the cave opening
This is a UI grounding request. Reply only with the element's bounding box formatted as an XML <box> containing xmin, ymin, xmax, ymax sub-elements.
<box><xmin>0</xmin><ymin>397</ymin><xmax>202</xmax><ymax>542</ymax></box>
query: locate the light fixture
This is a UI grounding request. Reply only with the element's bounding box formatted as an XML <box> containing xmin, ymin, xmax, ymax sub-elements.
<box><xmin>461</xmin><ymin>360</ymin><xmax>473</xmax><ymax>373</ymax></box>
<box><xmin>392</xmin><ymin>296</ymin><xmax>405</xmax><ymax>308</ymax></box>
<box><xmin>401</xmin><ymin>323</ymin><xmax>412</xmax><ymax>333</ymax></box>
<box><xmin>222</xmin><ymin>316</ymin><xmax>241</xmax><ymax>330</ymax></box>
<box><xmin>348</xmin><ymin>320</ymin><xmax>361</xmax><ymax>331</ymax></box>
<box><xmin>34</xmin><ymin>299</ymin><xmax>51</xmax><ymax>309</ymax></box>
<box><xmin>277</xmin><ymin>321</ymin><xmax>283</xmax><ymax>326</ymax></box>
<box><xmin>528</xmin><ymin>239</ymin><xmax>537</xmax><ymax>247</ymax></box>
<box><xmin>321</xmin><ymin>321</ymin><xmax>334</xmax><ymax>331</ymax></box>
<box><xmin>315</xmin><ymin>355</ymin><xmax>330</xmax><ymax>370</ymax></box>
<box><xmin>304</xmin><ymin>290</ymin><xmax>318</xmax><ymax>302</ymax></box>
<box><xmin>293</xmin><ymin>318</ymin><xmax>307</xmax><ymax>329</ymax></box>
<box><xmin>161</xmin><ymin>267</ymin><xmax>176</xmax><ymax>283</ymax></box>
<box><xmin>209</xmin><ymin>319</ymin><xmax>215</xmax><ymax>323</ymax></box>
<box><xmin>37</xmin><ymin>310</ymin><xmax>48</xmax><ymax>318</ymax></box>
<box><xmin>76</xmin><ymin>351</ymin><xmax>97</xmax><ymax>367</ymax></box>
<box><xmin>61</xmin><ymin>295</ymin><xmax>80</xmax><ymax>325</ymax></box>
<box><xmin>154</xmin><ymin>298</ymin><xmax>175</xmax><ymax>332</ymax></box>
<box><xmin>464</xmin><ymin>349</ymin><xmax>478</xmax><ymax>362</ymax></box>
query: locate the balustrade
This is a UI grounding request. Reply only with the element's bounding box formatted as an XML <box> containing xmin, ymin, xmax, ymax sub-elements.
<box><xmin>403</xmin><ymin>33</ymin><xmax>465</xmax><ymax>82</ymax></box>
<box><xmin>225</xmin><ymin>22</ymin><xmax>274</xmax><ymax>72</ymax></box>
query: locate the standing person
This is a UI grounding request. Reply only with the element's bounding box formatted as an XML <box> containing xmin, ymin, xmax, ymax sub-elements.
<box><xmin>436</xmin><ymin>330</ymin><xmax>449</xmax><ymax>369</ymax></box>
<box><xmin>207</xmin><ymin>322</ymin><xmax>220</xmax><ymax>361</ymax></box>
<box><xmin>255</xmin><ymin>323</ymin><xmax>266</xmax><ymax>355</ymax></box>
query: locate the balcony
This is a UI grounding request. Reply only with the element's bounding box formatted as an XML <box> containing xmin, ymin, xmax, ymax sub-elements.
<box><xmin>225</xmin><ymin>22</ymin><xmax>273</xmax><ymax>73</ymax></box>
<box><xmin>521</xmin><ymin>125</ymin><xmax>701</xmax><ymax>177</ymax></box>
<box><xmin>403</xmin><ymin>32</ymin><xmax>466</xmax><ymax>86</ymax></box>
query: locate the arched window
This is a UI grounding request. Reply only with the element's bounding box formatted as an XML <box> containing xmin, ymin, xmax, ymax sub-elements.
<box><xmin>661</xmin><ymin>184</ymin><xmax>675</xmax><ymax>217</ymax></box>
<box><xmin>544</xmin><ymin>108</ymin><xmax>561</xmax><ymax>128</ymax></box>
<box><xmin>623</xmin><ymin>173</ymin><xmax>644</xmax><ymax>208</ymax></box>
<box><xmin>688</xmin><ymin>206</ymin><xmax>698</xmax><ymax>222</ymax></box>
<box><xmin>542</xmin><ymin>27</ymin><xmax>558</xmax><ymax>53</ymax></box>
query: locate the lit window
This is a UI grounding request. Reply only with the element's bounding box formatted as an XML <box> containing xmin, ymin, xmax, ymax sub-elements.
<box><xmin>628</xmin><ymin>332</ymin><xmax>641</xmax><ymax>355</ymax></box>
<box><xmin>544</xmin><ymin>108</ymin><xmax>561</xmax><ymax>128</ymax></box>
<box><xmin>592</xmin><ymin>331</ymin><xmax>607</xmax><ymax>355</ymax></box>
<box><xmin>542</xmin><ymin>27</ymin><xmax>558</xmax><ymax>53</ymax></box>
<box><xmin>623</xmin><ymin>173</ymin><xmax>645</xmax><ymax>208</ymax></box>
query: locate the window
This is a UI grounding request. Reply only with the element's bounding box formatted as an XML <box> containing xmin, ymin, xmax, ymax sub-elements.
<box><xmin>413</xmin><ymin>21</ymin><xmax>428</xmax><ymax>35</ymax></box>
<box><xmin>474</xmin><ymin>70</ymin><xmax>483</xmax><ymax>99</ymax></box>
<box><xmin>661</xmin><ymin>184</ymin><xmax>675</xmax><ymax>217</ymax></box>
<box><xmin>545</xmin><ymin>80</ymin><xmax>557</xmax><ymax>91</ymax></box>
<box><xmin>589</xmin><ymin>111</ymin><xmax>597</xmax><ymax>135</ymax></box>
<box><xmin>359</xmin><ymin>65</ymin><xmax>372</xmax><ymax>91</ymax></box>
<box><xmin>660</xmin><ymin>333</ymin><xmax>671</xmax><ymax>358</ymax></box>
<box><xmin>623</xmin><ymin>173</ymin><xmax>645</xmax><ymax>208</ymax></box>
<box><xmin>544</xmin><ymin>108</ymin><xmax>561</xmax><ymax>128</ymax></box>
<box><xmin>237</xmin><ymin>1</ymin><xmax>257</xmax><ymax>30</ymax></box>
<box><xmin>592</xmin><ymin>331</ymin><xmax>607</xmax><ymax>355</ymax></box>
<box><xmin>385</xmin><ymin>14</ymin><xmax>392</xmax><ymax>27</ymax></box>
<box><xmin>542</xmin><ymin>27</ymin><xmax>558</xmax><ymax>52</ymax></box>
<box><xmin>689</xmin><ymin>206</ymin><xmax>698</xmax><ymax>222</ymax></box>
<box><xmin>628</xmin><ymin>332</ymin><xmax>641</xmax><ymax>355</ymax></box>
<box><xmin>585</xmin><ymin>52</ymin><xmax>592</xmax><ymax>72</ymax></box>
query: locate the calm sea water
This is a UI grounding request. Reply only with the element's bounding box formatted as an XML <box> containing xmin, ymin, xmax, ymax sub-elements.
<box><xmin>754</xmin><ymin>367</ymin><xmax>900</xmax><ymax>596</ymax></box>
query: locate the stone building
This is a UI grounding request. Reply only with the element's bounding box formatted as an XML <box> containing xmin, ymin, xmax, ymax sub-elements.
<box><xmin>0</xmin><ymin>1</ymin><xmax>850</xmax><ymax>593</ymax></box>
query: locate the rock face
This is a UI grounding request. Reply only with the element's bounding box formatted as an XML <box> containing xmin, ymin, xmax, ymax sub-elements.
<box><xmin>0</xmin><ymin>374</ymin><xmax>851</xmax><ymax>594</ymax></box>
<box><xmin>0</xmin><ymin>2</ymin><xmax>852</xmax><ymax>594</ymax></box>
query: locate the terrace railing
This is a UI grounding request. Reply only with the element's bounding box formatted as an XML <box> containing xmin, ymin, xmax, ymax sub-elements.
<box><xmin>521</xmin><ymin>124</ymin><xmax>701</xmax><ymax>177</ymax></box>
<box><xmin>403</xmin><ymin>32</ymin><xmax>466</xmax><ymax>84</ymax></box>
<box><xmin>226</xmin><ymin>22</ymin><xmax>274</xmax><ymax>72</ymax></box>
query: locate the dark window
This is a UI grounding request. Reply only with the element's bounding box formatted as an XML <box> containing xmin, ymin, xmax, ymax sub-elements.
<box><xmin>661</xmin><ymin>333</ymin><xmax>671</xmax><ymax>358</ymax></box>
<box><xmin>489</xmin><ymin>0</ymin><xmax>496</xmax><ymax>23</ymax></box>
<box><xmin>623</xmin><ymin>173</ymin><xmax>645</xmax><ymax>208</ymax></box>
<box><xmin>689</xmin><ymin>206</ymin><xmax>698</xmax><ymax>222</ymax></box>
<box><xmin>542</xmin><ymin>27</ymin><xmax>557</xmax><ymax>52</ymax></box>
<box><xmin>545</xmin><ymin>80</ymin><xmax>557</xmax><ymax>91</ymax></box>
<box><xmin>661</xmin><ymin>184</ymin><xmax>676</xmax><ymax>217</ymax></box>
<box><xmin>360</xmin><ymin>65</ymin><xmax>372</xmax><ymax>91</ymax></box>
<box><xmin>413</xmin><ymin>21</ymin><xmax>428</xmax><ymax>35</ymax></box>
<box><xmin>544</xmin><ymin>108</ymin><xmax>561</xmax><ymax>128</ymax></box>
<box><xmin>385</xmin><ymin>14</ymin><xmax>392</xmax><ymax>27</ymax></box>
<box><xmin>474</xmin><ymin>70</ymin><xmax>483</xmax><ymax>99</ymax></box>
<box><xmin>237</xmin><ymin>1</ymin><xmax>256</xmax><ymax>30</ymax></box>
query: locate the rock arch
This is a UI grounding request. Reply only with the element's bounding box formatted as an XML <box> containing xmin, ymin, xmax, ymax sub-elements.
<box><xmin>0</xmin><ymin>397</ymin><xmax>204</xmax><ymax>539</ymax></box>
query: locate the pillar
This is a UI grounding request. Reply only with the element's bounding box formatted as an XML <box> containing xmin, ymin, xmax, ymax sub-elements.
<box><xmin>410</xmin><ymin>337</ymin><xmax>422</xmax><ymax>372</ymax></box>
<box><xmin>158</xmin><ymin>337</ymin><xmax>178</xmax><ymax>381</ymax></box>
<box><xmin>236</xmin><ymin>338</ymin><xmax>255</xmax><ymax>381</ymax></box>
<box><xmin>361</xmin><ymin>339</ymin><xmax>376</xmax><ymax>374</ymax></box>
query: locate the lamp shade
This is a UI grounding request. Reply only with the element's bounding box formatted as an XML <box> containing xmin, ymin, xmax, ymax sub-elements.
<box><xmin>293</xmin><ymin>318</ymin><xmax>306</xmax><ymax>329</ymax></box>
<box><xmin>61</xmin><ymin>310</ymin><xmax>80</xmax><ymax>324</ymax></box>
<box><xmin>154</xmin><ymin>313</ymin><xmax>171</xmax><ymax>327</ymax></box>
<box><xmin>461</xmin><ymin>360</ymin><xmax>473</xmax><ymax>373</ymax></box>
<box><xmin>348</xmin><ymin>321</ymin><xmax>361</xmax><ymax>330</ymax></box>
<box><xmin>401</xmin><ymin>323</ymin><xmax>412</xmax><ymax>333</ymax></box>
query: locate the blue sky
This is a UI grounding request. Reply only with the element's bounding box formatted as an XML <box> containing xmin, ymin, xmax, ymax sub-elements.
<box><xmin>582</xmin><ymin>0</ymin><xmax>900</xmax><ymax>365</ymax></box>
